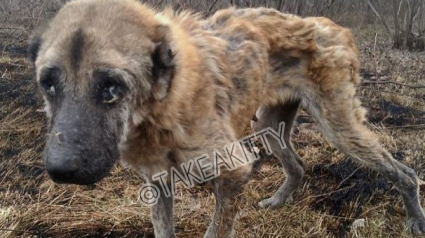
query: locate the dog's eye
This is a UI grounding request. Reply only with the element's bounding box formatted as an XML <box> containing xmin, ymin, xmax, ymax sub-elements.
<box><xmin>39</xmin><ymin>67</ymin><xmax>60</xmax><ymax>97</ymax></box>
<box><xmin>41</xmin><ymin>78</ymin><xmax>56</xmax><ymax>96</ymax></box>
<box><xmin>95</xmin><ymin>70</ymin><xmax>127</xmax><ymax>105</ymax></box>
<box><xmin>102</xmin><ymin>81</ymin><xmax>124</xmax><ymax>104</ymax></box>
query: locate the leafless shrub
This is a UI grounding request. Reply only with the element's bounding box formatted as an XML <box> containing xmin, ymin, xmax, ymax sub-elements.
<box><xmin>365</xmin><ymin>0</ymin><xmax>425</xmax><ymax>51</ymax></box>
<box><xmin>0</xmin><ymin>0</ymin><xmax>422</xmax><ymax>52</ymax></box>
<box><xmin>0</xmin><ymin>0</ymin><xmax>66</xmax><ymax>52</ymax></box>
<box><xmin>144</xmin><ymin>0</ymin><xmax>371</xmax><ymax>20</ymax></box>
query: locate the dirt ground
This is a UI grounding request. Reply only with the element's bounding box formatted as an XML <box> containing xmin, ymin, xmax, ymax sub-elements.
<box><xmin>0</xmin><ymin>23</ymin><xmax>424</xmax><ymax>238</ymax></box>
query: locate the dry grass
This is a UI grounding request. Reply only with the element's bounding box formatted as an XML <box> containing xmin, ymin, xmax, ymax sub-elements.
<box><xmin>1</xmin><ymin>24</ymin><xmax>425</xmax><ymax>238</ymax></box>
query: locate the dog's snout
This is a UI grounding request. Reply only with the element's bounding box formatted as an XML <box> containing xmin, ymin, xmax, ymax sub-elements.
<box><xmin>46</xmin><ymin>157</ymin><xmax>80</xmax><ymax>183</ymax></box>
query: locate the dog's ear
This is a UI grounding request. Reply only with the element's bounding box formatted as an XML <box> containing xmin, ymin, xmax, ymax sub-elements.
<box><xmin>151</xmin><ymin>25</ymin><xmax>175</xmax><ymax>100</ymax></box>
<box><xmin>28</xmin><ymin>34</ymin><xmax>42</xmax><ymax>64</ymax></box>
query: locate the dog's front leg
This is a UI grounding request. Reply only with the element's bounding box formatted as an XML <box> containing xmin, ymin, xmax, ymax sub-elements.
<box><xmin>204</xmin><ymin>164</ymin><xmax>251</xmax><ymax>238</ymax></box>
<box><xmin>150</xmin><ymin>182</ymin><xmax>175</xmax><ymax>238</ymax></box>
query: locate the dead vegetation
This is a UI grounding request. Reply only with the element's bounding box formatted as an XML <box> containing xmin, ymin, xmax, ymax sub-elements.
<box><xmin>1</xmin><ymin>0</ymin><xmax>425</xmax><ymax>237</ymax></box>
<box><xmin>365</xmin><ymin>0</ymin><xmax>425</xmax><ymax>51</ymax></box>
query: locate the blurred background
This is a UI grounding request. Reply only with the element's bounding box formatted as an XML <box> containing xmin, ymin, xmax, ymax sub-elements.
<box><xmin>1</xmin><ymin>0</ymin><xmax>424</xmax><ymax>53</ymax></box>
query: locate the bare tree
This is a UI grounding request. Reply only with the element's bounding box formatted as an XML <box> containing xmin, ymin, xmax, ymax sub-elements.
<box><xmin>0</xmin><ymin>0</ymin><xmax>421</xmax><ymax>53</ymax></box>
<box><xmin>365</xmin><ymin>0</ymin><xmax>425</xmax><ymax>51</ymax></box>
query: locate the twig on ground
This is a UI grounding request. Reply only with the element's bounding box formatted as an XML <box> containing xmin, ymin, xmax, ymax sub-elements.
<box><xmin>362</xmin><ymin>80</ymin><xmax>425</xmax><ymax>89</ymax></box>
<box><xmin>0</xmin><ymin>228</ymin><xmax>35</xmax><ymax>234</ymax></box>
<box><xmin>1</xmin><ymin>39</ymin><xmax>26</xmax><ymax>58</ymax></box>
<box><xmin>360</xmin><ymin>90</ymin><xmax>425</xmax><ymax>104</ymax></box>
<box><xmin>337</xmin><ymin>166</ymin><xmax>363</xmax><ymax>189</ymax></box>
<box><xmin>359</xmin><ymin>201</ymin><xmax>391</xmax><ymax>217</ymax></box>
<box><xmin>385</xmin><ymin>124</ymin><xmax>425</xmax><ymax>129</ymax></box>
<box><xmin>373</xmin><ymin>32</ymin><xmax>379</xmax><ymax>83</ymax></box>
<box><xmin>1</xmin><ymin>69</ymin><xmax>8</xmax><ymax>78</ymax></box>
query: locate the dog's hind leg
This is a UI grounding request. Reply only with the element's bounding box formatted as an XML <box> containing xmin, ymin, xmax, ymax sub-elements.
<box><xmin>309</xmin><ymin>94</ymin><xmax>425</xmax><ymax>235</ymax></box>
<box><xmin>251</xmin><ymin>99</ymin><xmax>305</xmax><ymax>209</ymax></box>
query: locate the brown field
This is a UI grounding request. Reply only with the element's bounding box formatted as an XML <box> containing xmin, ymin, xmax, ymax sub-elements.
<box><xmin>1</xmin><ymin>5</ymin><xmax>425</xmax><ymax>238</ymax></box>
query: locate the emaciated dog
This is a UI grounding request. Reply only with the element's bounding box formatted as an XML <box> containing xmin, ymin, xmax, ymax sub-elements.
<box><xmin>28</xmin><ymin>0</ymin><xmax>425</xmax><ymax>237</ymax></box>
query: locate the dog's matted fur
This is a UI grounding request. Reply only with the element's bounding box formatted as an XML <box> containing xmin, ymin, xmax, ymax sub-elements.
<box><xmin>29</xmin><ymin>0</ymin><xmax>425</xmax><ymax>237</ymax></box>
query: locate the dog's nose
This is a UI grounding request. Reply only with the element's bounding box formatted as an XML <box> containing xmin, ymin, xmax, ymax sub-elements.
<box><xmin>46</xmin><ymin>158</ymin><xmax>80</xmax><ymax>183</ymax></box>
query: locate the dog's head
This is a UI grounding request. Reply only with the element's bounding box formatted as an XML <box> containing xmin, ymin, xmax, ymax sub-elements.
<box><xmin>29</xmin><ymin>0</ymin><xmax>176</xmax><ymax>185</ymax></box>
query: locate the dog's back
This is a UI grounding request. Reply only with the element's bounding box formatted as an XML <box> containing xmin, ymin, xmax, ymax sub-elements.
<box><xmin>190</xmin><ymin>8</ymin><xmax>364</xmax><ymax>135</ymax></box>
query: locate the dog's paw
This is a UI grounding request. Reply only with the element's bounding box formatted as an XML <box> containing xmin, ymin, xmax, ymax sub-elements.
<box><xmin>407</xmin><ymin>217</ymin><xmax>425</xmax><ymax>235</ymax></box>
<box><xmin>258</xmin><ymin>194</ymin><xmax>293</xmax><ymax>209</ymax></box>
